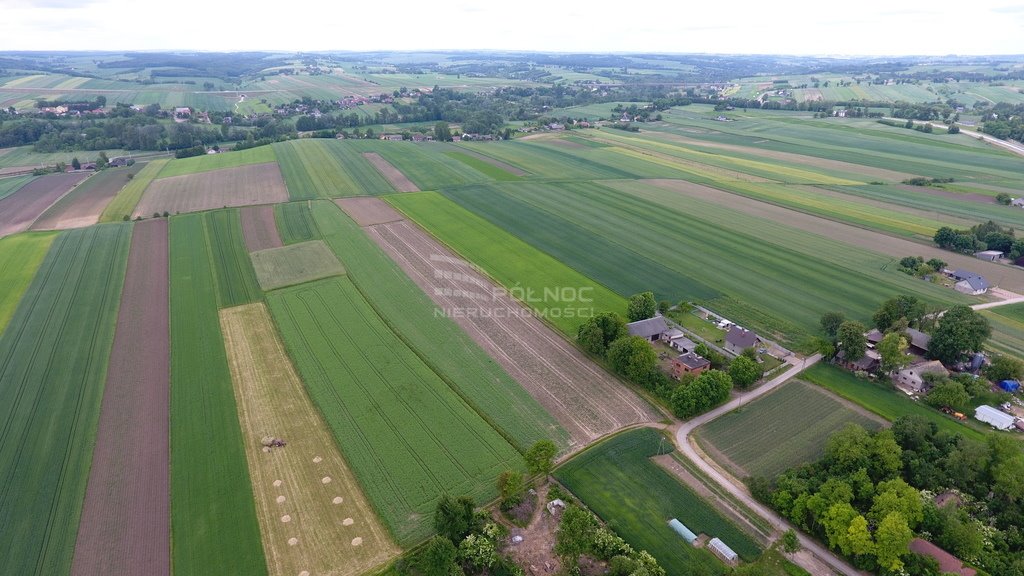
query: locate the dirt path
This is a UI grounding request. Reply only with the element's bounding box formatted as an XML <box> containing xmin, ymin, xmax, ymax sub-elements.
<box><xmin>502</xmin><ymin>485</ymin><xmax>562</xmax><ymax>575</ymax></box>
<box><xmin>362</xmin><ymin>152</ymin><xmax>419</xmax><ymax>192</ymax></box>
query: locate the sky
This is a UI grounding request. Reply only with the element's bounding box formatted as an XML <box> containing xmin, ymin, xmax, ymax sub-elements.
<box><xmin>1</xmin><ymin>0</ymin><xmax>1022</xmax><ymax>55</ymax></box>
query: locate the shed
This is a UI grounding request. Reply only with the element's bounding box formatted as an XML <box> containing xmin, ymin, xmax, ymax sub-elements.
<box><xmin>707</xmin><ymin>538</ymin><xmax>738</xmax><ymax>564</ymax></box>
<box><xmin>1000</xmin><ymin>380</ymin><xmax>1021</xmax><ymax>393</ymax></box>
<box><xmin>626</xmin><ymin>316</ymin><xmax>669</xmax><ymax>342</ymax></box>
<box><xmin>975</xmin><ymin>405</ymin><xmax>1016</xmax><ymax>430</ymax></box>
<box><xmin>668</xmin><ymin>519</ymin><xmax>697</xmax><ymax>545</ymax></box>
<box><xmin>974</xmin><ymin>250</ymin><xmax>1003</xmax><ymax>262</ymax></box>
<box><xmin>670</xmin><ymin>336</ymin><xmax>697</xmax><ymax>354</ymax></box>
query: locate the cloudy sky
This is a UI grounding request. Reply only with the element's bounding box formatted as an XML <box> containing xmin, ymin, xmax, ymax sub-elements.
<box><xmin>1</xmin><ymin>0</ymin><xmax>1022</xmax><ymax>55</ymax></box>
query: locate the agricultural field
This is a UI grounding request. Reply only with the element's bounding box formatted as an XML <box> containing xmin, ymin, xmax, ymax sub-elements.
<box><xmin>169</xmin><ymin>213</ymin><xmax>266</xmax><ymax>576</ymax></box>
<box><xmin>0</xmin><ymin>224</ymin><xmax>131</xmax><ymax>576</ymax></box>
<box><xmin>983</xmin><ymin>304</ymin><xmax>1024</xmax><ymax>359</ymax></box>
<box><xmin>273</xmin><ymin>139</ymin><xmax>395</xmax><ymax>199</ymax></box>
<box><xmin>72</xmin><ymin>219</ymin><xmax>170</xmax><ymax>576</ymax></box>
<box><xmin>250</xmin><ymin>240</ymin><xmax>345</xmax><ymax>291</ymax></box>
<box><xmin>203</xmin><ymin>209</ymin><xmax>263</xmax><ymax>308</ymax></box>
<box><xmin>0</xmin><ymin>171</ymin><xmax>89</xmax><ymax>236</ymax></box>
<box><xmin>240</xmin><ymin>205</ymin><xmax>283</xmax><ymax>252</ymax></box>
<box><xmin>555</xmin><ymin>428</ymin><xmax>762</xmax><ymax>575</ymax></box>
<box><xmin>314</xmin><ymin>200</ymin><xmax>568</xmax><ymax>452</ymax></box>
<box><xmin>32</xmin><ymin>162</ymin><xmax>146</xmax><ymax>230</ymax></box>
<box><xmin>696</xmin><ymin>380</ymin><xmax>885</xmax><ymax>480</ymax></box>
<box><xmin>0</xmin><ymin>146</ymin><xmax>134</xmax><ymax>171</ymax></box>
<box><xmin>267</xmin><ymin>277</ymin><xmax>524</xmax><ymax>546</ymax></box>
<box><xmin>386</xmin><ymin>191</ymin><xmax>628</xmax><ymax>336</ymax></box>
<box><xmin>342</xmin><ymin>198</ymin><xmax>657</xmax><ymax>447</ymax></box>
<box><xmin>346</xmin><ymin>140</ymin><xmax>489</xmax><ymax>190</ymax></box>
<box><xmin>157</xmin><ymin>146</ymin><xmax>277</xmax><ymax>178</ymax></box>
<box><xmin>0</xmin><ymin>231</ymin><xmax>57</xmax><ymax>332</ymax></box>
<box><xmin>134</xmin><ymin>162</ymin><xmax>289</xmax><ymax>217</ymax></box>
<box><xmin>444</xmin><ymin>151</ymin><xmax>522</xmax><ymax>181</ymax></box>
<box><xmin>274</xmin><ymin>201</ymin><xmax>318</xmax><ymax>244</ymax></box>
<box><xmin>362</xmin><ymin>152</ymin><xmax>420</xmax><ymax>192</ymax></box>
<box><xmin>801</xmin><ymin>364</ymin><xmax>987</xmax><ymax>442</ymax></box>
<box><xmin>99</xmin><ymin>159</ymin><xmax>170</xmax><ymax>222</ymax></box>
<box><xmin>220</xmin><ymin>303</ymin><xmax>398</xmax><ymax>576</ymax></box>
<box><xmin>0</xmin><ymin>174</ymin><xmax>34</xmax><ymax>199</ymax></box>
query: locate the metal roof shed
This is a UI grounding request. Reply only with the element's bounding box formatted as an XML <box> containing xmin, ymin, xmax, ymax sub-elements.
<box><xmin>976</xmin><ymin>405</ymin><xmax>1016</xmax><ymax>430</ymax></box>
<box><xmin>668</xmin><ymin>519</ymin><xmax>697</xmax><ymax>545</ymax></box>
<box><xmin>708</xmin><ymin>538</ymin><xmax>738</xmax><ymax>562</ymax></box>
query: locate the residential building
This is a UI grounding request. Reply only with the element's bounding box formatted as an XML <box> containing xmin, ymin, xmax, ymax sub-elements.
<box><xmin>724</xmin><ymin>326</ymin><xmax>757</xmax><ymax>355</ymax></box>
<box><xmin>626</xmin><ymin>316</ymin><xmax>669</xmax><ymax>342</ymax></box>
<box><xmin>671</xmin><ymin>352</ymin><xmax>710</xmax><ymax>379</ymax></box>
<box><xmin>895</xmin><ymin>360</ymin><xmax>948</xmax><ymax>393</ymax></box>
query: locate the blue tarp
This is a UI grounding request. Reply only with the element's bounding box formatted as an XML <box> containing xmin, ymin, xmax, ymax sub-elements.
<box><xmin>668</xmin><ymin>518</ymin><xmax>697</xmax><ymax>544</ymax></box>
<box><xmin>1000</xmin><ymin>380</ymin><xmax>1020</xmax><ymax>393</ymax></box>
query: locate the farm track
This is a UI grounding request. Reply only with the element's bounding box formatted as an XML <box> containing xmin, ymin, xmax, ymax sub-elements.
<box><xmin>72</xmin><ymin>219</ymin><xmax>170</xmax><ymax>576</ymax></box>
<box><xmin>363</xmin><ymin>211</ymin><xmax>660</xmax><ymax>447</ymax></box>
<box><xmin>0</xmin><ymin>172</ymin><xmax>89</xmax><ymax>237</ymax></box>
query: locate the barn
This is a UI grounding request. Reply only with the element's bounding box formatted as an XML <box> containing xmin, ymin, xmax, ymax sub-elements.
<box><xmin>975</xmin><ymin>405</ymin><xmax>1016</xmax><ymax>430</ymax></box>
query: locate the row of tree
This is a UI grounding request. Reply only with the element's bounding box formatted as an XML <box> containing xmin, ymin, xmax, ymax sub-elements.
<box><xmin>934</xmin><ymin>220</ymin><xmax>1020</xmax><ymax>257</ymax></box>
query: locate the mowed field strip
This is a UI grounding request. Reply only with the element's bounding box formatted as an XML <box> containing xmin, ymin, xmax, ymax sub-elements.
<box><xmin>221</xmin><ymin>303</ymin><xmax>398</xmax><ymax>576</ymax></box>
<box><xmin>134</xmin><ymin>162</ymin><xmax>288</xmax><ymax>217</ymax></box>
<box><xmin>250</xmin><ymin>240</ymin><xmax>345</xmax><ymax>292</ymax></box>
<box><xmin>0</xmin><ymin>171</ymin><xmax>89</xmax><ymax>236</ymax></box>
<box><xmin>696</xmin><ymin>380</ymin><xmax>885</xmax><ymax>480</ymax></box>
<box><xmin>360</xmin><ymin>203</ymin><xmax>660</xmax><ymax>447</ymax></box>
<box><xmin>31</xmin><ymin>163</ymin><xmax>146</xmax><ymax>230</ymax></box>
<box><xmin>362</xmin><ymin>152</ymin><xmax>420</xmax><ymax>192</ymax></box>
<box><xmin>72</xmin><ymin>219</ymin><xmax>170</xmax><ymax>576</ymax></box>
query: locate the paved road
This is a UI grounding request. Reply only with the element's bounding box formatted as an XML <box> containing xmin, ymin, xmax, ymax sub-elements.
<box><xmin>673</xmin><ymin>353</ymin><xmax>867</xmax><ymax>576</ymax></box>
<box><xmin>972</xmin><ymin>296</ymin><xmax>1024</xmax><ymax>311</ymax></box>
<box><xmin>892</xmin><ymin>118</ymin><xmax>1024</xmax><ymax>158</ymax></box>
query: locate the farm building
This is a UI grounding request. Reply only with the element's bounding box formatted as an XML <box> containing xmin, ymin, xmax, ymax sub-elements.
<box><xmin>671</xmin><ymin>352</ymin><xmax>710</xmax><ymax>379</ymax></box>
<box><xmin>382</xmin><ymin>134</ymin><xmax>404</xmax><ymax>141</ymax></box>
<box><xmin>908</xmin><ymin>539</ymin><xmax>977</xmax><ymax>576</ymax></box>
<box><xmin>1012</xmin><ymin>198</ymin><xmax>1024</xmax><ymax>208</ymax></box>
<box><xmin>950</xmin><ymin>269</ymin><xmax>990</xmax><ymax>295</ymax></box>
<box><xmin>836</xmin><ymin>349</ymin><xmax>880</xmax><ymax>372</ymax></box>
<box><xmin>667</xmin><ymin>519</ymin><xmax>697</xmax><ymax>545</ymax></box>
<box><xmin>670</xmin><ymin>335</ymin><xmax>697</xmax><ymax>354</ymax></box>
<box><xmin>627</xmin><ymin>316</ymin><xmax>669</xmax><ymax>342</ymax></box>
<box><xmin>869</xmin><ymin>327</ymin><xmax>931</xmax><ymax>357</ymax></box>
<box><xmin>976</xmin><ymin>405</ymin><xmax>1016</xmax><ymax>430</ymax></box>
<box><xmin>974</xmin><ymin>250</ymin><xmax>1003</xmax><ymax>262</ymax></box>
<box><xmin>895</xmin><ymin>360</ymin><xmax>948</xmax><ymax>393</ymax></box>
<box><xmin>1000</xmin><ymin>380</ymin><xmax>1021</xmax><ymax>393</ymax></box>
<box><xmin>662</xmin><ymin>327</ymin><xmax>685</xmax><ymax>342</ymax></box>
<box><xmin>707</xmin><ymin>538</ymin><xmax>738</xmax><ymax>565</ymax></box>
<box><xmin>724</xmin><ymin>326</ymin><xmax>757</xmax><ymax>355</ymax></box>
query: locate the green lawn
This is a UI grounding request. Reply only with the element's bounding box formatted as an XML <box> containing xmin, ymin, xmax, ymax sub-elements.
<box><xmin>169</xmin><ymin>213</ymin><xmax>267</xmax><ymax>576</ymax></box>
<box><xmin>157</xmin><ymin>145</ymin><xmax>276</xmax><ymax>178</ymax></box>
<box><xmin>801</xmin><ymin>364</ymin><xmax>987</xmax><ymax>442</ymax></box>
<box><xmin>99</xmin><ymin>159</ymin><xmax>170</xmax><ymax>222</ymax></box>
<box><xmin>555</xmin><ymin>428</ymin><xmax>761</xmax><ymax>574</ymax></box>
<box><xmin>0</xmin><ymin>231</ymin><xmax>58</xmax><ymax>333</ymax></box>
<box><xmin>0</xmin><ymin>224</ymin><xmax>130</xmax><ymax>576</ymax></box>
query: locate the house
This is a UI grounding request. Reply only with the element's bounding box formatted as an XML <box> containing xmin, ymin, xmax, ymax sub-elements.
<box><xmin>410</xmin><ymin>133</ymin><xmax>432</xmax><ymax>142</ymax></box>
<box><xmin>895</xmin><ymin>360</ymin><xmax>948</xmax><ymax>393</ymax></box>
<box><xmin>671</xmin><ymin>352</ymin><xmax>710</xmax><ymax>379</ymax></box>
<box><xmin>626</xmin><ymin>316</ymin><xmax>668</xmax><ymax>342</ymax></box>
<box><xmin>382</xmin><ymin>134</ymin><xmax>403</xmax><ymax>141</ymax></box>
<box><xmin>836</xmin><ymin>349</ymin><xmax>881</xmax><ymax>372</ymax></box>
<box><xmin>724</xmin><ymin>326</ymin><xmax>757</xmax><ymax>355</ymax></box>
<box><xmin>974</xmin><ymin>250</ymin><xmax>1003</xmax><ymax>262</ymax></box>
<box><xmin>908</xmin><ymin>539</ymin><xmax>976</xmax><ymax>576</ymax></box>
<box><xmin>976</xmin><ymin>405</ymin><xmax>1016</xmax><ymax>430</ymax></box>
<box><xmin>548</xmin><ymin>123</ymin><xmax>564</xmax><ymax>131</ymax></box>
<box><xmin>173</xmin><ymin>107</ymin><xmax>191</xmax><ymax>117</ymax></box>
<box><xmin>955</xmin><ymin>275</ymin><xmax>989</xmax><ymax>295</ymax></box>
<box><xmin>905</xmin><ymin>328</ymin><xmax>931</xmax><ymax>356</ymax></box>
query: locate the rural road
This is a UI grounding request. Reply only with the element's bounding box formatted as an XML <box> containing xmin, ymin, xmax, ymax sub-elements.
<box><xmin>672</xmin><ymin>353</ymin><xmax>867</xmax><ymax>576</ymax></box>
<box><xmin>886</xmin><ymin>118</ymin><xmax>1024</xmax><ymax>158</ymax></box>
<box><xmin>972</xmin><ymin>295</ymin><xmax>1024</xmax><ymax>311</ymax></box>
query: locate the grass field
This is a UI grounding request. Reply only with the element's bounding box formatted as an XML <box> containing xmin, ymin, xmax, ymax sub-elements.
<box><xmin>386</xmin><ymin>192</ymin><xmax>627</xmax><ymax>336</ymax></box>
<box><xmin>312</xmin><ymin>200</ymin><xmax>569</xmax><ymax>452</ymax></box>
<box><xmin>273</xmin><ymin>139</ymin><xmax>396</xmax><ymax>199</ymax></box>
<box><xmin>220</xmin><ymin>303</ymin><xmax>399</xmax><ymax>576</ymax></box>
<box><xmin>0</xmin><ymin>224</ymin><xmax>130</xmax><ymax>576</ymax></box>
<box><xmin>801</xmin><ymin>364</ymin><xmax>987</xmax><ymax>442</ymax></box>
<box><xmin>99</xmin><ymin>159</ymin><xmax>170</xmax><ymax>222</ymax></box>
<box><xmin>346</xmin><ymin>140</ymin><xmax>489</xmax><ymax>190</ymax></box>
<box><xmin>157</xmin><ymin>145</ymin><xmax>276</xmax><ymax>178</ymax></box>
<box><xmin>983</xmin><ymin>304</ymin><xmax>1024</xmax><ymax>359</ymax></box>
<box><xmin>697</xmin><ymin>380</ymin><xmax>884</xmax><ymax>480</ymax></box>
<box><xmin>0</xmin><ymin>232</ymin><xmax>57</xmax><ymax>333</ymax></box>
<box><xmin>555</xmin><ymin>428</ymin><xmax>761</xmax><ymax>574</ymax></box>
<box><xmin>134</xmin><ymin>162</ymin><xmax>289</xmax><ymax>217</ymax></box>
<box><xmin>275</xmin><ymin>201</ymin><xmax>318</xmax><ymax>244</ymax></box>
<box><xmin>268</xmin><ymin>277</ymin><xmax>524</xmax><ymax>546</ymax></box>
<box><xmin>250</xmin><ymin>240</ymin><xmax>345</xmax><ymax>291</ymax></box>
<box><xmin>169</xmin><ymin>214</ymin><xmax>267</xmax><ymax>576</ymax></box>
<box><xmin>203</xmin><ymin>209</ymin><xmax>263</xmax><ymax>308</ymax></box>
<box><xmin>444</xmin><ymin>151</ymin><xmax>521</xmax><ymax>181</ymax></box>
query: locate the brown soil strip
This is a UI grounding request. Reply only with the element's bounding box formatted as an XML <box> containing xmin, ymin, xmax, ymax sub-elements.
<box><xmin>0</xmin><ymin>171</ymin><xmax>88</xmax><ymax>236</ymax></box>
<box><xmin>133</xmin><ymin>162</ymin><xmax>288</xmax><ymax>218</ymax></box>
<box><xmin>240</xmin><ymin>205</ymin><xmax>283</xmax><ymax>252</ymax></box>
<box><xmin>336</xmin><ymin>197</ymin><xmax>405</xmax><ymax>227</ymax></box>
<box><xmin>637</xmin><ymin>179</ymin><xmax>1024</xmax><ymax>293</ymax></box>
<box><xmin>72</xmin><ymin>219</ymin><xmax>170</xmax><ymax>576</ymax></box>
<box><xmin>364</xmin><ymin>215</ymin><xmax>660</xmax><ymax>447</ymax></box>
<box><xmin>361</xmin><ymin>153</ymin><xmax>419</xmax><ymax>192</ymax></box>
<box><xmin>452</xmin><ymin>147</ymin><xmax>528</xmax><ymax>176</ymax></box>
<box><xmin>32</xmin><ymin>164</ymin><xmax>146</xmax><ymax>230</ymax></box>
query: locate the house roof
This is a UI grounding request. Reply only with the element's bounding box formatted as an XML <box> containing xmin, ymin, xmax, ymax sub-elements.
<box><xmin>975</xmin><ymin>250</ymin><xmax>1003</xmax><ymax>258</ymax></box>
<box><xmin>672</xmin><ymin>336</ymin><xmax>696</xmax><ymax>351</ymax></box>
<box><xmin>866</xmin><ymin>328</ymin><xmax>884</xmax><ymax>344</ymax></box>
<box><xmin>725</xmin><ymin>326</ymin><xmax>757</xmax><ymax>349</ymax></box>
<box><xmin>905</xmin><ymin>328</ymin><xmax>931</xmax><ymax>351</ymax></box>
<box><xmin>957</xmin><ymin>275</ymin><xmax>989</xmax><ymax>291</ymax></box>
<box><xmin>901</xmin><ymin>359</ymin><xmax>948</xmax><ymax>376</ymax></box>
<box><xmin>663</xmin><ymin>328</ymin><xmax>685</xmax><ymax>340</ymax></box>
<box><xmin>908</xmin><ymin>539</ymin><xmax>976</xmax><ymax>576</ymax></box>
<box><xmin>952</xmin><ymin>268</ymin><xmax>983</xmax><ymax>281</ymax></box>
<box><xmin>675</xmin><ymin>352</ymin><xmax>710</xmax><ymax>370</ymax></box>
<box><xmin>626</xmin><ymin>316</ymin><xmax>668</xmax><ymax>339</ymax></box>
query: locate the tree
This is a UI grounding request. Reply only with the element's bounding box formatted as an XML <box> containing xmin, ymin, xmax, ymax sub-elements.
<box><xmin>524</xmin><ymin>440</ymin><xmax>558</xmax><ymax>477</ymax></box>
<box><xmin>984</xmin><ymin>354</ymin><xmax>1024</xmax><ymax>383</ymax></box>
<box><xmin>825</xmin><ymin>423</ymin><xmax>872</xmax><ymax>474</ymax></box>
<box><xmin>413</xmin><ymin>536</ymin><xmax>463</xmax><ymax>576</ymax></box>
<box><xmin>657</xmin><ymin>300</ymin><xmax>671</xmax><ymax>314</ymax></box>
<box><xmin>870</xmin><ymin>478</ymin><xmax>923</xmax><ymax>528</ymax></box>
<box><xmin>458</xmin><ymin>533</ymin><xmax>497</xmax><ymax>570</ymax></box>
<box><xmin>576</xmin><ymin>312</ymin><xmax>627</xmax><ymax>356</ymax></box>
<box><xmin>728</xmin><ymin>355</ymin><xmax>762</xmax><ymax>389</ymax></box>
<box><xmin>626</xmin><ymin>291</ymin><xmax>657</xmax><ymax>322</ymax></box>
<box><xmin>846</xmin><ymin>515</ymin><xmax>875</xmax><ymax>557</ymax></box>
<box><xmin>926</xmin><ymin>257</ymin><xmax>946</xmax><ymax>271</ymax></box>
<box><xmin>497</xmin><ymin>470</ymin><xmax>525</xmax><ymax>508</ymax></box>
<box><xmin>948</xmin><ymin>124</ymin><xmax>960</xmax><ymax>134</ymax></box>
<box><xmin>95</xmin><ymin>151</ymin><xmax>109</xmax><ymax>169</ymax></box>
<box><xmin>836</xmin><ymin>320</ymin><xmax>867</xmax><ymax>362</ymax></box>
<box><xmin>929</xmin><ymin>305</ymin><xmax>991</xmax><ymax>364</ymax></box>
<box><xmin>870</xmin><ymin>429</ymin><xmax>904</xmax><ymax>482</ymax></box>
<box><xmin>433</xmin><ymin>121</ymin><xmax>451</xmax><ymax>142</ymax></box>
<box><xmin>822</xmin><ymin>502</ymin><xmax>859</xmax><ymax>553</ymax></box>
<box><xmin>874</xmin><ymin>512</ymin><xmax>913</xmax><ymax>573</ymax></box>
<box><xmin>433</xmin><ymin>495</ymin><xmax>476</xmax><ymax>543</ymax></box>
<box><xmin>924</xmin><ymin>379</ymin><xmax>970</xmax><ymax>411</ymax></box>
<box><xmin>670</xmin><ymin>369</ymin><xmax>732</xmax><ymax>418</ymax></box>
<box><xmin>996</xmin><ymin>192</ymin><xmax>1013</xmax><ymax>205</ymax></box>
<box><xmin>877</xmin><ymin>332</ymin><xmax>909</xmax><ymax>373</ymax></box>
<box><xmin>71</xmin><ymin>157</ymin><xmax>80</xmax><ymax>170</ymax></box>
<box><xmin>934</xmin><ymin>226</ymin><xmax>958</xmax><ymax>249</ymax></box>
<box><xmin>781</xmin><ymin>529</ymin><xmax>800</xmax><ymax>553</ymax></box>
<box><xmin>555</xmin><ymin>505</ymin><xmax>599</xmax><ymax>562</ymax></box>
<box><xmin>607</xmin><ymin>336</ymin><xmax>657</xmax><ymax>384</ymax></box>
<box><xmin>873</xmin><ymin>295</ymin><xmax>925</xmax><ymax>331</ymax></box>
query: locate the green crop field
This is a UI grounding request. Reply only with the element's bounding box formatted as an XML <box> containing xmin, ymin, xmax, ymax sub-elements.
<box><xmin>274</xmin><ymin>201</ymin><xmax>318</xmax><ymax>244</ymax></box>
<box><xmin>203</xmin><ymin>210</ymin><xmax>262</xmax><ymax>307</ymax></box>
<box><xmin>983</xmin><ymin>304</ymin><xmax>1024</xmax><ymax>359</ymax></box>
<box><xmin>346</xmin><ymin>140</ymin><xmax>489</xmax><ymax>190</ymax></box>
<box><xmin>555</xmin><ymin>428</ymin><xmax>761</xmax><ymax>574</ymax></box>
<box><xmin>274</xmin><ymin>139</ymin><xmax>396</xmax><ymax>199</ymax></box>
<box><xmin>697</xmin><ymin>380</ymin><xmax>884</xmax><ymax>480</ymax></box>
<box><xmin>0</xmin><ymin>232</ymin><xmax>57</xmax><ymax>332</ymax></box>
<box><xmin>157</xmin><ymin>146</ymin><xmax>276</xmax><ymax>179</ymax></box>
<box><xmin>99</xmin><ymin>159</ymin><xmax>170</xmax><ymax>222</ymax></box>
<box><xmin>444</xmin><ymin>151</ymin><xmax>521</xmax><ymax>181</ymax></box>
<box><xmin>169</xmin><ymin>213</ymin><xmax>267</xmax><ymax>576</ymax></box>
<box><xmin>0</xmin><ymin>174</ymin><xmax>34</xmax><ymax>200</ymax></box>
<box><xmin>249</xmin><ymin>240</ymin><xmax>345</xmax><ymax>291</ymax></box>
<box><xmin>310</xmin><ymin>200</ymin><xmax>569</xmax><ymax>452</ymax></box>
<box><xmin>267</xmin><ymin>277</ymin><xmax>524</xmax><ymax>546</ymax></box>
<box><xmin>0</xmin><ymin>224</ymin><xmax>130</xmax><ymax>576</ymax></box>
<box><xmin>386</xmin><ymin>192</ymin><xmax>628</xmax><ymax>336</ymax></box>
<box><xmin>802</xmin><ymin>364</ymin><xmax>987</xmax><ymax>442</ymax></box>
